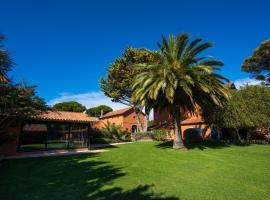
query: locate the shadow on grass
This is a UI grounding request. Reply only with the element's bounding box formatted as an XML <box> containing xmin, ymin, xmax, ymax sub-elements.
<box><xmin>0</xmin><ymin>154</ymin><xmax>179</xmax><ymax>200</ymax></box>
<box><xmin>155</xmin><ymin>140</ymin><xmax>231</xmax><ymax>150</ymax></box>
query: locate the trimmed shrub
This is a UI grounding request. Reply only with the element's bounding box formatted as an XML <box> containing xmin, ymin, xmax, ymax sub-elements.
<box><xmin>152</xmin><ymin>129</ymin><xmax>170</xmax><ymax>141</ymax></box>
<box><xmin>134</xmin><ymin>131</ymin><xmax>154</xmax><ymax>140</ymax></box>
<box><xmin>134</xmin><ymin>129</ymin><xmax>169</xmax><ymax>141</ymax></box>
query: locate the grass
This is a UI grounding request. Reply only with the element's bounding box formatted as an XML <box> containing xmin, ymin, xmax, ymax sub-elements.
<box><xmin>1</xmin><ymin>141</ymin><xmax>270</xmax><ymax>200</ymax></box>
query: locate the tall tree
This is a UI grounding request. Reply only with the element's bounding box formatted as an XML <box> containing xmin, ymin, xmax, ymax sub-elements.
<box><xmin>100</xmin><ymin>47</ymin><xmax>160</xmax><ymax>131</ymax></box>
<box><xmin>0</xmin><ymin>84</ymin><xmax>47</xmax><ymax>145</ymax></box>
<box><xmin>53</xmin><ymin>101</ymin><xmax>86</xmax><ymax>112</ymax></box>
<box><xmin>241</xmin><ymin>39</ymin><xmax>270</xmax><ymax>84</ymax></box>
<box><xmin>202</xmin><ymin>85</ymin><xmax>270</xmax><ymax>143</ymax></box>
<box><xmin>132</xmin><ymin>33</ymin><xmax>228</xmax><ymax>149</ymax></box>
<box><xmin>0</xmin><ymin>34</ymin><xmax>47</xmax><ymax>144</ymax></box>
<box><xmin>0</xmin><ymin>34</ymin><xmax>12</xmax><ymax>83</ymax></box>
<box><xmin>86</xmin><ymin>105</ymin><xmax>113</xmax><ymax>117</ymax></box>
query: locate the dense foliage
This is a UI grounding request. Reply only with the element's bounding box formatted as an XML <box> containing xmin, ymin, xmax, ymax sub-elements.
<box><xmin>241</xmin><ymin>39</ymin><xmax>270</xmax><ymax>84</ymax></box>
<box><xmin>0</xmin><ymin>34</ymin><xmax>12</xmax><ymax>83</ymax></box>
<box><xmin>53</xmin><ymin>101</ymin><xmax>86</xmax><ymax>112</ymax></box>
<box><xmin>0</xmin><ymin>34</ymin><xmax>47</xmax><ymax>144</ymax></box>
<box><xmin>132</xmin><ymin>33</ymin><xmax>228</xmax><ymax>149</ymax></box>
<box><xmin>152</xmin><ymin>129</ymin><xmax>170</xmax><ymax>141</ymax></box>
<box><xmin>148</xmin><ymin>120</ymin><xmax>156</xmax><ymax>127</ymax></box>
<box><xmin>90</xmin><ymin>122</ymin><xmax>131</xmax><ymax>144</ymax></box>
<box><xmin>100</xmin><ymin>47</ymin><xmax>160</xmax><ymax>131</ymax></box>
<box><xmin>101</xmin><ymin>122</ymin><xmax>130</xmax><ymax>141</ymax></box>
<box><xmin>86</xmin><ymin>105</ymin><xmax>112</xmax><ymax>117</ymax></box>
<box><xmin>202</xmin><ymin>85</ymin><xmax>270</xmax><ymax>143</ymax></box>
<box><xmin>100</xmin><ymin>47</ymin><xmax>160</xmax><ymax>106</ymax></box>
<box><xmin>133</xmin><ymin>129</ymin><xmax>169</xmax><ymax>141</ymax></box>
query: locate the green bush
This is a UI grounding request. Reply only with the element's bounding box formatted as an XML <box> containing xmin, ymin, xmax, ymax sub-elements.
<box><xmin>90</xmin><ymin>122</ymin><xmax>131</xmax><ymax>144</ymax></box>
<box><xmin>148</xmin><ymin>120</ymin><xmax>156</xmax><ymax>127</ymax></box>
<box><xmin>134</xmin><ymin>131</ymin><xmax>154</xmax><ymax>140</ymax></box>
<box><xmin>134</xmin><ymin>129</ymin><xmax>169</xmax><ymax>141</ymax></box>
<box><xmin>102</xmin><ymin>122</ymin><xmax>129</xmax><ymax>140</ymax></box>
<box><xmin>152</xmin><ymin>129</ymin><xmax>170</xmax><ymax>141</ymax></box>
<box><xmin>89</xmin><ymin>129</ymin><xmax>110</xmax><ymax>144</ymax></box>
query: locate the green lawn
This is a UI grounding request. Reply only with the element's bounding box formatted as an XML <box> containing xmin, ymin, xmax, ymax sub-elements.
<box><xmin>1</xmin><ymin>141</ymin><xmax>270</xmax><ymax>200</ymax></box>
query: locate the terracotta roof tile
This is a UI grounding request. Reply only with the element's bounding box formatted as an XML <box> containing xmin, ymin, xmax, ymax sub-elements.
<box><xmin>180</xmin><ymin>117</ymin><xmax>204</xmax><ymax>125</ymax></box>
<box><xmin>34</xmin><ymin>111</ymin><xmax>98</xmax><ymax>123</ymax></box>
<box><xmin>101</xmin><ymin>107</ymin><xmax>132</xmax><ymax>118</ymax></box>
<box><xmin>224</xmin><ymin>82</ymin><xmax>236</xmax><ymax>89</ymax></box>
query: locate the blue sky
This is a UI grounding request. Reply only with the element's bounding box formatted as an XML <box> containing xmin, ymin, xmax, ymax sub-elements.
<box><xmin>1</xmin><ymin>0</ymin><xmax>270</xmax><ymax>109</ymax></box>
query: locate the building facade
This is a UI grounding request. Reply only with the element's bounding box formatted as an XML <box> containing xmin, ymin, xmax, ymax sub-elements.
<box><xmin>152</xmin><ymin>109</ymin><xmax>211</xmax><ymax>140</ymax></box>
<box><xmin>94</xmin><ymin>107</ymin><xmax>145</xmax><ymax>133</ymax></box>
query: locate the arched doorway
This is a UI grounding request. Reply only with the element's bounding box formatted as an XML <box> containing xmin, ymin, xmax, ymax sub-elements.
<box><xmin>131</xmin><ymin>125</ymin><xmax>138</xmax><ymax>133</ymax></box>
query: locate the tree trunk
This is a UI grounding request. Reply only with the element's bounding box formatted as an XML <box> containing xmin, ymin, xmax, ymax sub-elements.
<box><xmin>173</xmin><ymin>110</ymin><xmax>185</xmax><ymax>149</ymax></box>
<box><xmin>144</xmin><ymin>113</ymin><xmax>149</xmax><ymax>132</ymax></box>
<box><xmin>143</xmin><ymin>106</ymin><xmax>151</xmax><ymax>132</ymax></box>
<box><xmin>235</xmin><ymin>129</ymin><xmax>245</xmax><ymax>144</ymax></box>
<box><xmin>135</xmin><ymin>110</ymin><xmax>143</xmax><ymax>132</ymax></box>
<box><xmin>245</xmin><ymin>129</ymin><xmax>252</xmax><ymax>144</ymax></box>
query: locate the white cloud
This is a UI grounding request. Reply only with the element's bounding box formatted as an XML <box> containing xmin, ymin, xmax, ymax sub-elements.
<box><xmin>48</xmin><ymin>91</ymin><xmax>127</xmax><ymax>110</ymax></box>
<box><xmin>233</xmin><ymin>77</ymin><xmax>262</xmax><ymax>89</ymax></box>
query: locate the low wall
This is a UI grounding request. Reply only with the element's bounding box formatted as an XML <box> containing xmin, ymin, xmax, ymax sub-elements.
<box><xmin>221</xmin><ymin>139</ymin><xmax>270</xmax><ymax>144</ymax></box>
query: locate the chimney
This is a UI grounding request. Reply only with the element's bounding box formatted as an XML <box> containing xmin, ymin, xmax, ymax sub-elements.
<box><xmin>100</xmin><ymin>109</ymin><xmax>104</xmax><ymax>118</ymax></box>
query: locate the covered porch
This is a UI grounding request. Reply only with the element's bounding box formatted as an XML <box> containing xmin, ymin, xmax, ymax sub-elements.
<box><xmin>17</xmin><ymin>111</ymin><xmax>98</xmax><ymax>152</ymax></box>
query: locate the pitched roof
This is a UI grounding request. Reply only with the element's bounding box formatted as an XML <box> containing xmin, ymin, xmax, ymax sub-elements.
<box><xmin>33</xmin><ymin>111</ymin><xmax>98</xmax><ymax>123</ymax></box>
<box><xmin>224</xmin><ymin>82</ymin><xmax>236</xmax><ymax>89</ymax></box>
<box><xmin>101</xmin><ymin>107</ymin><xmax>132</xmax><ymax>118</ymax></box>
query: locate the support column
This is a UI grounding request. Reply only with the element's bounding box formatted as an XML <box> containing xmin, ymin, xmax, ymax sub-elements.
<box><xmin>87</xmin><ymin>123</ymin><xmax>91</xmax><ymax>150</ymax></box>
<box><xmin>45</xmin><ymin>123</ymin><xmax>49</xmax><ymax>150</ymax></box>
<box><xmin>67</xmin><ymin>124</ymin><xmax>71</xmax><ymax>149</ymax></box>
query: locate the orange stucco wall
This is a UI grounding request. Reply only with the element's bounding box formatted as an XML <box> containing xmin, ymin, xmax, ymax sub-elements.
<box><xmin>154</xmin><ymin>109</ymin><xmax>172</xmax><ymax>125</ymax></box>
<box><xmin>154</xmin><ymin>109</ymin><xmax>211</xmax><ymax>140</ymax></box>
<box><xmin>154</xmin><ymin>109</ymin><xmax>200</xmax><ymax>125</ymax></box>
<box><xmin>95</xmin><ymin>115</ymin><xmax>124</xmax><ymax>129</ymax></box>
<box><xmin>166</xmin><ymin>124</ymin><xmax>211</xmax><ymax>140</ymax></box>
<box><xmin>93</xmin><ymin>111</ymin><xmax>145</xmax><ymax>132</ymax></box>
<box><xmin>123</xmin><ymin>111</ymin><xmax>145</xmax><ymax>132</ymax></box>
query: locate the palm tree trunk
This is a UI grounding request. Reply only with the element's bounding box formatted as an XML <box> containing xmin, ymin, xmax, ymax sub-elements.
<box><xmin>144</xmin><ymin>113</ymin><xmax>148</xmax><ymax>132</ymax></box>
<box><xmin>173</xmin><ymin>109</ymin><xmax>185</xmax><ymax>149</ymax></box>
<box><xmin>143</xmin><ymin>106</ymin><xmax>151</xmax><ymax>132</ymax></box>
<box><xmin>135</xmin><ymin>111</ymin><xmax>143</xmax><ymax>132</ymax></box>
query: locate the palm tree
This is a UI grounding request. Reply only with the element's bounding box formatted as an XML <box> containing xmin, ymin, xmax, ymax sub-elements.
<box><xmin>132</xmin><ymin>33</ymin><xmax>228</xmax><ymax>149</ymax></box>
<box><xmin>0</xmin><ymin>34</ymin><xmax>11</xmax><ymax>83</ymax></box>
